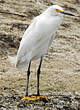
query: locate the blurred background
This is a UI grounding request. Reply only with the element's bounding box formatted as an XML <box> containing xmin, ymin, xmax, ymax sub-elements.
<box><xmin>0</xmin><ymin>0</ymin><xmax>80</xmax><ymax>109</ymax></box>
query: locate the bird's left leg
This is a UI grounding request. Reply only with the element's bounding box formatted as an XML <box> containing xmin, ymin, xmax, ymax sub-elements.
<box><xmin>36</xmin><ymin>56</ymin><xmax>55</xmax><ymax>101</ymax></box>
<box><xmin>37</xmin><ymin>56</ymin><xmax>43</xmax><ymax>96</ymax></box>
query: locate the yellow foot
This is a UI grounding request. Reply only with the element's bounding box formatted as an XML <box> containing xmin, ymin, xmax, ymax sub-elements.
<box><xmin>22</xmin><ymin>96</ymin><xmax>55</xmax><ymax>102</ymax></box>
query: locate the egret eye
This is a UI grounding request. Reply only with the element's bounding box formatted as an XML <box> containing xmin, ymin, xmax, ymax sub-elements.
<box><xmin>56</xmin><ymin>9</ymin><xmax>62</xmax><ymax>13</ymax></box>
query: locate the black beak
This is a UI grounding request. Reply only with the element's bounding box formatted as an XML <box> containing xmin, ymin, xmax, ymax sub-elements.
<box><xmin>61</xmin><ymin>11</ymin><xmax>75</xmax><ymax>16</ymax></box>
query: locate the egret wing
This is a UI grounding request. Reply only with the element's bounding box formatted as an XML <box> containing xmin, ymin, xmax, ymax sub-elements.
<box><xmin>16</xmin><ymin>15</ymin><xmax>55</xmax><ymax>68</ymax></box>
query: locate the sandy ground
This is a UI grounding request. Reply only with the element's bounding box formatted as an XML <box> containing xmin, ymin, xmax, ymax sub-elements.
<box><xmin>0</xmin><ymin>0</ymin><xmax>80</xmax><ymax>109</ymax></box>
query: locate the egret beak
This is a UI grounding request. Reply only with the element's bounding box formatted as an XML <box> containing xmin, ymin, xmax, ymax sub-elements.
<box><xmin>61</xmin><ymin>11</ymin><xmax>75</xmax><ymax>16</ymax></box>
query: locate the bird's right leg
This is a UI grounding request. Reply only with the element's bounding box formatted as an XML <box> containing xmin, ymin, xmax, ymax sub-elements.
<box><xmin>25</xmin><ymin>61</ymin><xmax>31</xmax><ymax>96</ymax></box>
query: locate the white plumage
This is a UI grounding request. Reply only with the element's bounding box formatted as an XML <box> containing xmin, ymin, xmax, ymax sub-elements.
<box><xmin>8</xmin><ymin>5</ymin><xmax>75</xmax><ymax>97</ymax></box>
<box><xmin>9</xmin><ymin>5</ymin><xmax>63</xmax><ymax>68</ymax></box>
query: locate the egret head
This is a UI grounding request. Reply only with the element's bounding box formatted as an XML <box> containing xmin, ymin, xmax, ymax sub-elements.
<box><xmin>46</xmin><ymin>5</ymin><xmax>75</xmax><ymax>17</ymax></box>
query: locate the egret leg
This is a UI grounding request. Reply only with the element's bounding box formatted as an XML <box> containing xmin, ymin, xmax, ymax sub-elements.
<box><xmin>25</xmin><ymin>61</ymin><xmax>31</xmax><ymax>96</ymax></box>
<box><xmin>37</xmin><ymin>57</ymin><xmax>43</xmax><ymax>96</ymax></box>
<box><xmin>22</xmin><ymin>57</ymin><xmax>55</xmax><ymax>101</ymax></box>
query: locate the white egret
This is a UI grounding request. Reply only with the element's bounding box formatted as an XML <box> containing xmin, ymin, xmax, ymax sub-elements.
<box><xmin>9</xmin><ymin>5</ymin><xmax>75</xmax><ymax>100</ymax></box>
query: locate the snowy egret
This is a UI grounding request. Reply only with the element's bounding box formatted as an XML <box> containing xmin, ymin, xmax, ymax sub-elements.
<box><xmin>9</xmin><ymin>5</ymin><xmax>75</xmax><ymax>100</ymax></box>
